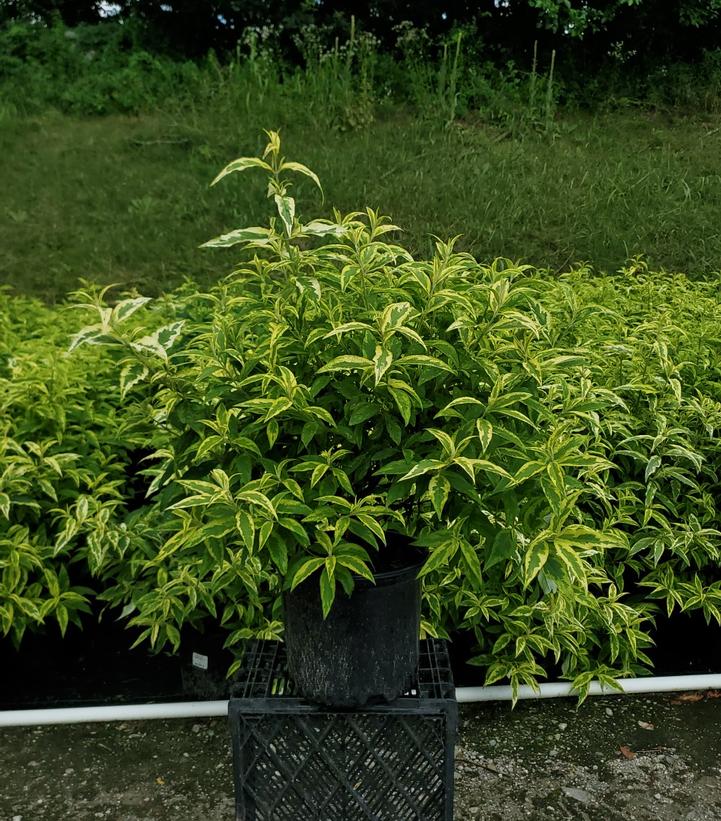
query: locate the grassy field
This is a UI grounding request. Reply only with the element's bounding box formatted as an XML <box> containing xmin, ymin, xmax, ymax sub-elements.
<box><xmin>2</xmin><ymin>102</ymin><xmax>721</xmax><ymax>301</ymax></box>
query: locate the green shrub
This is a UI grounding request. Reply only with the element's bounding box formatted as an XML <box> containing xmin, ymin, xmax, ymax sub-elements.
<box><xmin>0</xmin><ymin>287</ymin><xmax>149</xmax><ymax>644</ymax></box>
<box><xmin>67</xmin><ymin>133</ymin><xmax>662</xmax><ymax>695</ymax></box>
<box><xmin>548</xmin><ymin>264</ymin><xmax>721</xmax><ymax>622</ymax></box>
<box><xmin>4</xmin><ymin>131</ymin><xmax>720</xmax><ymax>700</ymax></box>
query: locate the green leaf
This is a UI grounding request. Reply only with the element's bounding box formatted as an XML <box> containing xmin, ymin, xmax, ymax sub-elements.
<box><xmin>396</xmin><ymin>355</ymin><xmax>455</xmax><ymax>373</ymax></box>
<box><xmin>55</xmin><ymin>604</ymin><xmax>69</xmax><ymax>637</ymax></box>
<box><xmin>155</xmin><ymin>321</ymin><xmax>184</xmax><ymax>351</ymax></box>
<box><xmin>264</xmin><ymin>397</ymin><xmax>292</xmax><ymax>421</ymax></box>
<box><xmin>200</xmin><ymin>226</ymin><xmax>271</xmax><ymax>249</ymax></box>
<box><xmin>258</xmin><ymin>521</ymin><xmax>274</xmax><ymax>550</ymax></box>
<box><xmin>289</xmin><ymin>557</ymin><xmax>326</xmax><ymax>590</ymax></box>
<box><xmin>401</xmin><ymin>459</ymin><xmax>445</xmax><ymax>481</ymax></box>
<box><xmin>389</xmin><ymin>387</ymin><xmax>412</xmax><ymax>425</ymax></box>
<box><xmin>318</xmin><ymin>355</ymin><xmax>373</xmax><ymax>374</ymax></box>
<box><xmin>485</xmin><ymin>529</ymin><xmax>517</xmax><ymax>570</ymax></box>
<box><xmin>267</xmin><ymin>419</ymin><xmax>279</xmax><ymax>448</ymax></box>
<box><xmin>303</xmin><ymin>220</ymin><xmax>346</xmax><ymax>237</ymax></box>
<box><xmin>373</xmin><ymin>346</ymin><xmax>393</xmax><ymax>385</ymax></box>
<box><xmin>460</xmin><ymin>540</ymin><xmax>483</xmax><ymax>589</ymax></box>
<box><xmin>332</xmin><ymin>468</ymin><xmax>354</xmax><ymax>495</ymax></box>
<box><xmin>211</xmin><ymin>156</ymin><xmax>273</xmax><ymax>186</ymax></box>
<box><xmin>274</xmin><ymin>194</ymin><xmax>296</xmax><ymax>236</ymax></box>
<box><xmin>554</xmin><ymin>543</ymin><xmax>587</xmax><ymax>584</ymax></box>
<box><xmin>512</xmin><ymin>461</ymin><xmax>546</xmax><ymax>485</ymax></box>
<box><xmin>235</xmin><ymin>510</ymin><xmax>255</xmax><ymax>551</ymax></box>
<box><xmin>337</xmin><ymin>555</ymin><xmax>375</xmax><ymax>582</ymax></box>
<box><xmin>237</xmin><ymin>490</ymin><xmax>276</xmax><ymax>520</ymax></box>
<box><xmin>436</xmin><ymin>396</ymin><xmax>485</xmax><ymax>418</ymax></box>
<box><xmin>476</xmin><ymin>419</ymin><xmax>493</xmax><ymax>452</ymax></box>
<box><xmin>267</xmin><ymin>535</ymin><xmax>289</xmax><ymax>574</ymax></box>
<box><xmin>385</xmin><ymin>415</ymin><xmax>402</xmax><ymax>443</ymax></box>
<box><xmin>418</xmin><ymin>539</ymin><xmax>457</xmax><ymax>578</ymax></box>
<box><xmin>279</xmin><ymin>517</ymin><xmax>310</xmax><ymax>546</ymax></box>
<box><xmin>68</xmin><ymin>326</ymin><xmax>110</xmax><ymax>352</ymax></box>
<box><xmin>279</xmin><ymin>161</ymin><xmax>323</xmax><ymax>197</ymax></box>
<box><xmin>427</xmin><ymin>428</ymin><xmax>455</xmax><ymax>456</ymax></box>
<box><xmin>356</xmin><ymin>514</ymin><xmax>387</xmax><ymax>544</ymax></box>
<box><xmin>471</xmin><ymin>459</ymin><xmax>513</xmax><ymax>482</ymax></box>
<box><xmin>311</xmin><ymin>464</ymin><xmax>329</xmax><ymax>487</ymax></box>
<box><xmin>120</xmin><ymin>361</ymin><xmax>149</xmax><ymax>400</ymax></box>
<box><xmin>380</xmin><ymin>301</ymin><xmax>413</xmax><ymax>331</ymax></box>
<box><xmin>324</xmin><ymin>321</ymin><xmax>375</xmax><ymax>339</ymax></box>
<box><xmin>320</xmin><ymin>567</ymin><xmax>335</xmax><ymax>618</ymax></box>
<box><xmin>300</xmin><ymin>421</ymin><xmax>318</xmax><ymax>448</ymax></box>
<box><xmin>349</xmin><ymin>401</ymin><xmax>379</xmax><ymax>425</ymax></box>
<box><xmin>645</xmin><ymin>455</ymin><xmax>662</xmax><ymax>482</ymax></box>
<box><xmin>194</xmin><ymin>434</ymin><xmax>223</xmax><ymax>462</ymax></box>
<box><xmin>428</xmin><ymin>474</ymin><xmax>450</xmax><ymax>519</ymax></box>
<box><xmin>113</xmin><ymin>296</ymin><xmax>151</xmax><ymax>323</ymax></box>
<box><xmin>524</xmin><ymin>541</ymin><xmax>550</xmax><ymax>584</ymax></box>
<box><xmin>453</xmin><ymin>456</ymin><xmax>477</xmax><ymax>483</ymax></box>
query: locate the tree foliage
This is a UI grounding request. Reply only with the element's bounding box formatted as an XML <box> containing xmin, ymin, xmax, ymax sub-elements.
<box><xmin>2</xmin><ymin>0</ymin><xmax>720</xmax><ymax>65</ymax></box>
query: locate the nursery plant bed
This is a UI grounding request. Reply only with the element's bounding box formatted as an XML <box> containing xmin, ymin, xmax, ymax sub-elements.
<box><xmin>2</xmin><ymin>608</ymin><xmax>721</xmax><ymax>712</ymax></box>
<box><xmin>0</xmin><ymin>619</ymin><xmax>183</xmax><ymax>710</ymax></box>
<box><xmin>0</xmin><ymin>611</ymin><xmax>241</xmax><ymax>710</ymax></box>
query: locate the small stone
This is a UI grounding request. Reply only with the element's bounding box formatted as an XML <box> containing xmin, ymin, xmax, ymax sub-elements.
<box><xmin>605</xmin><ymin>707</ymin><xmax>613</xmax><ymax>716</ymax></box>
<box><xmin>558</xmin><ymin>722</ymin><xmax>568</xmax><ymax>731</ymax></box>
<box><xmin>192</xmin><ymin>723</ymin><xmax>201</xmax><ymax>733</ymax></box>
<box><xmin>562</xmin><ymin>787</ymin><xmax>593</xmax><ymax>804</ymax></box>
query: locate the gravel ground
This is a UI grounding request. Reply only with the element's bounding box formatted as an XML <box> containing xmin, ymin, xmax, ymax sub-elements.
<box><xmin>455</xmin><ymin>693</ymin><xmax>721</xmax><ymax>820</ymax></box>
<box><xmin>1</xmin><ymin>693</ymin><xmax>720</xmax><ymax>819</ymax></box>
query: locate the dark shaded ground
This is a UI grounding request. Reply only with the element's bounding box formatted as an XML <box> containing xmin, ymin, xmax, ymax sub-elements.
<box><xmin>1</xmin><ymin>693</ymin><xmax>720</xmax><ymax>820</ymax></box>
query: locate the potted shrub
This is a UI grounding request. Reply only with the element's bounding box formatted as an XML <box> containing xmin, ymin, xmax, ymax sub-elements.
<box><xmin>73</xmin><ymin>131</ymin><xmax>624</xmax><ymax>705</ymax></box>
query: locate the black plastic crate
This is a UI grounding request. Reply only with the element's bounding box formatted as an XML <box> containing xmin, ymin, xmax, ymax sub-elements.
<box><xmin>228</xmin><ymin>638</ymin><xmax>457</xmax><ymax>821</ymax></box>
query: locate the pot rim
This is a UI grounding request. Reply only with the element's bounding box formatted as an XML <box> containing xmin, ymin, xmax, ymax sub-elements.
<box><xmin>360</xmin><ymin>544</ymin><xmax>426</xmax><ymax>585</ymax></box>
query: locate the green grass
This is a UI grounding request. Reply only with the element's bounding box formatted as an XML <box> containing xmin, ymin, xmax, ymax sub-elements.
<box><xmin>2</xmin><ymin>102</ymin><xmax>721</xmax><ymax>301</ymax></box>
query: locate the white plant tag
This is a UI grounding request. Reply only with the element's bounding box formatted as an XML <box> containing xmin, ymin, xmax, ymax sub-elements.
<box><xmin>192</xmin><ymin>652</ymin><xmax>209</xmax><ymax>671</ymax></box>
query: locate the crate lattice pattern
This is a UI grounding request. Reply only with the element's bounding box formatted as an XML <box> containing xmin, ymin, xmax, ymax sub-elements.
<box><xmin>231</xmin><ymin>638</ymin><xmax>455</xmax><ymax>701</ymax></box>
<box><xmin>229</xmin><ymin>639</ymin><xmax>457</xmax><ymax>821</ymax></box>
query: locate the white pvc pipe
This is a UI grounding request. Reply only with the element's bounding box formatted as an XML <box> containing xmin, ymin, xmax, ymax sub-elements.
<box><xmin>455</xmin><ymin>673</ymin><xmax>721</xmax><ymax>703</ymax></box>
<box><xmin>0</xmin><ymin>700</ymin><xmax>228</xmax><ymax>728</ymax></box>
<box><xmin>1</xmin><ymin>673</ymin><xmax>720</xmax><ymax>727</ymax></box>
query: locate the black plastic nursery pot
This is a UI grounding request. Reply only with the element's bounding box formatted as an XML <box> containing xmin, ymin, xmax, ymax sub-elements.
<box><xmin>282</xmin><ymin>538</ymin><xmax>425</xmax><ymax>708</ymax></box>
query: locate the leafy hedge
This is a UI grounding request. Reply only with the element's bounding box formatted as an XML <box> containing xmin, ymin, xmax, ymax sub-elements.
<box><xmin>1</xmin><ymin>141</ymin><xmax>720</xmax><ymax>697</ymax></box>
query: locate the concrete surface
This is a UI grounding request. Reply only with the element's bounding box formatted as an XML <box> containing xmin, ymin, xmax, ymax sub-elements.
<box><xmin>1</xmin><ymin>692</ymin><xmax>720</xmax><ymax>820</ymax></box>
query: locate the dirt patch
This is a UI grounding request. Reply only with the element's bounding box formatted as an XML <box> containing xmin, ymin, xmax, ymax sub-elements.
<box><xmin>455</xmin><ymin>693</ymin><xmax>721</xmax><ymax>821</ymax></box>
